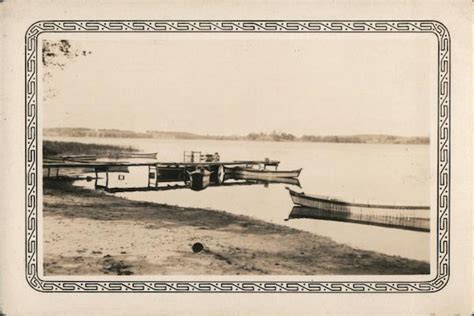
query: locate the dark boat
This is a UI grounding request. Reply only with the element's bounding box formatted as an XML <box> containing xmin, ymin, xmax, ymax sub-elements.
<box><xmin>286</xmin><ymin>188</ymin><xmax>430</xmax><ymax>232</ymax></box>
<box><xmin>186</xmin><ymin>168</ymin><xmax>212</xmax><ymax>191</ymax></box>
<box><xmin>209</xmin><ymin>164</ymin><xmax>225</xmax><ymax>184</ymax></box>
<box><xmin>154</xmin><ymin>166</ymin><xmax>187</xmax><ymax>182</ymax></box>
<box><xmin>225</xmin><ymin>166</ymin><xmax>302</xmax><ymax>178</ymax></box>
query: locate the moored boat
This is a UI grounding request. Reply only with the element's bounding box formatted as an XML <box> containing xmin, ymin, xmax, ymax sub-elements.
<box><xmin>56</xmin><ymin>152</ymin><xmax>158</xmax><ymax>161</ymax></box>
<box><xmin>153</xmin><ymin>167</ymin><xmax>186</xmax><ymax>182</ymax></box>
<box><xmin>106</xmin><ymin>152</ymin><xmax>158</xmax><ymax>160</ymax></box>
<box><xmin>226</xmin><ymin>173</ymin><xmax>301</xmax><ymax>187</ymax></box>
<box><xmin>225</xmin><ymin>167</ymin><xmax>302</xmax><ymax>178</ymax></box>
<box><xmin>186</xmin><ymin>168</ymin><xmax>212</xmax><ymax>191</ymax></box>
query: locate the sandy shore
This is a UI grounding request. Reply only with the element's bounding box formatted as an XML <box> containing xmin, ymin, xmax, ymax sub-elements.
<box><xmin>43</xmin><ymin>179</ymin><xmax>429</xmax><ymax>275</ymax></box>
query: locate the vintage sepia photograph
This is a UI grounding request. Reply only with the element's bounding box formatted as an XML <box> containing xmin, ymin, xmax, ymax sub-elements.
<box><xmin>2</xmin><ymin>0</ymin><xmax>470</xmax><ymax>311</ymax></box>
<box><xmin>40</xmin><ymin>30</ymin><xmax>435</xmax><ymax>277</ymax></box>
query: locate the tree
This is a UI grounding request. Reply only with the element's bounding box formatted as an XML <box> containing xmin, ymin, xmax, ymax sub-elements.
<box><xmin>42</xmin><ymin>40</ymin><xmax>92</xmax><ymax>101</ymax></box>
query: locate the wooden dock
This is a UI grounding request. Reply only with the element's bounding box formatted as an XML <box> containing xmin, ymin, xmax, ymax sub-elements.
<box><xmin>43</xmin><ymin>159</ymin><xmax>281</xmax><ymax>189</ymax></box>
<box><xmin>43</xmin><ymin>160</ymin><xmax>280</xmax><ymax>169</ymax></box>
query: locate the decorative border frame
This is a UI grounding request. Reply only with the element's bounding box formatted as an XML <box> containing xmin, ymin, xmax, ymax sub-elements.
<box><xmin>25</xmin><ymin>20</ymin><xmax>450</xmax><ymax>293</ymax></box>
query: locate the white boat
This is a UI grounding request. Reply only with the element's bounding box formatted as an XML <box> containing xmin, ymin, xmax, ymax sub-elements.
<box><xmin>225</xmin><ymin>167</ymin><xmax>302</xmax><ymax>178</ymax></box>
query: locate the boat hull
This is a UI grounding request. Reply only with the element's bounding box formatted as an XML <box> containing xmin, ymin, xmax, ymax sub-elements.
<box><xmin>187</xmin><ymin>169</ymin><xmax>212</xmax><ymax>191</ymax></box>
<box><xmin>154</xmin><ymin>167</ymin><xmax>186</xmax><ymax>182</ymax></box>
<box><xmin>226</xmin><ymin>174</ymin><xmax>301</xmax><ymax>186</ymax></box>
<box><xmin>225</xmin><ymin>167</ymin><xmax>301</xmax><ymax>178</ymax></box>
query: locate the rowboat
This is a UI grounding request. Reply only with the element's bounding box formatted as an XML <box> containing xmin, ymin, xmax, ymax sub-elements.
<box><xmin>108</xmin><ymin>152</ymin><xmax>158</xmax><ymax>160</ymax></box>
<box><xmin>54</xmin><ymin>152</ymin><xmax>158</xmax><ymax>161</ymax></box>
<box><xmin>244</xmin><ymin>175</ymin><xmax>301</xmax><ymax>186</ymax></box>
<box><xmin>225</xmin><ymin>167</ymin><xmax>302</xmax><ymax>178</ymax></box>
<box><xmin>58</xmin><ymin>155</ymin><xmax>97</xmax><ymax>161</ymax></box>
<box><xmin>286</xmin><ymin>188</ymin><xmax>430</xmax><ymax>232</ymax></box>
<box><xmin>224</xmin><ymin>173</ymin><xmax>301</xmax><ymax>187</ymax></box>
<box><xmin>186</xmin><ymin>168</ymin><xmax>212</xmax><ymax>191</ymax></box>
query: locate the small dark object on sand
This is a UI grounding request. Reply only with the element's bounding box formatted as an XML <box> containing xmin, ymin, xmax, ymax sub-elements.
<box><xmin>192</xmin><ymin>242</ymin><xmax>204</xmax><ymax>253</ymax></box>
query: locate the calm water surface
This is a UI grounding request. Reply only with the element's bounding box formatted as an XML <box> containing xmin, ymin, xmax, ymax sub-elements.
<box><xmin>48</xmin><ymin>136</ymin><xmax>431</xmax><ymax>262</ymax></box>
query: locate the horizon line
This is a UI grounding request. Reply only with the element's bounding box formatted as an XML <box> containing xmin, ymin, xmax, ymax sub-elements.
<box><xmin>43</xmin><ymin>126</ymin><xmax>430</xmax><ymax>139</ymax></box>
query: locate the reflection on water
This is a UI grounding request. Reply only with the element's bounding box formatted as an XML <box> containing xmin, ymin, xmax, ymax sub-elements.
<box><xmin>287</xmin><ymin>206</ymin><xmax>430</xmax><ymax>232</ymax></box>
<box><xmin>99</xmin><ymin>176</ymin><xmax>301</xmax><ymax>193</ymax></box>
<box><xmin>94</xmin><ymin>166</ymin><xmax>301</xmax><ymax>193</ymax></box>
<box><xmin>55</xmin><ymin>137</ymin><xmax>431</xmax><ymax>262</ymax></box>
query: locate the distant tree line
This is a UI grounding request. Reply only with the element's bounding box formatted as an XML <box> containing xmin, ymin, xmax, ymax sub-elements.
<box><xmin>45</xmin><ymin>128</ymin><xmax>153</xmax><ymax>139</ymax></box>
<box><xmin>44</xmin><ymin>128</ymin><xmax>429</xmax><ymax>145</ymax></box>
<box><xmin>247</xmin><ymin>132</ymin><xmax>296</xmax><ymax>142</ymax></box>
<box><xmin>299</xmin><ymin>134</ymin><xmax>429</xmax><ymax>144</ymax></box>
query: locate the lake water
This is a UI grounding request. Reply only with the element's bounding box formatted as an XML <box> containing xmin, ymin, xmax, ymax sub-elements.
<box><xmin>46</xmin><ymin>136</ymin><xmax>431</xmax><ymax>262</ymax></box>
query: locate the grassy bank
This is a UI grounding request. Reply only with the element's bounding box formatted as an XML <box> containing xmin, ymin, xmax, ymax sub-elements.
<box><xmin>43</xmin><ymin>179</ymin><xmax>430</xmax><ymax>275</ymax></box>
<box><xmin>43</xmin><ymin>140</ymin><xmax>138</xmax><ymax>157</ymax></box>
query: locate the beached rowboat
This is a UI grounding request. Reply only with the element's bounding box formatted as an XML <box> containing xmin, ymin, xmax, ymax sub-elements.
<box><xmin>287</xmin><ymin>188</ymin><xmax>430</xmax><ymax>215</ymax></box>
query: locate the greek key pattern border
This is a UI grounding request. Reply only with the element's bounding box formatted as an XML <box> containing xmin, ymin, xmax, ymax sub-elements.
<box><xmin>25</xmin><ymin>20</ymin><xmax>450</xmax><ymax>293</ymax></box>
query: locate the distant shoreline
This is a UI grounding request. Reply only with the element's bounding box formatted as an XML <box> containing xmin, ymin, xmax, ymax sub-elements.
<box><xmin>44</xmin><ymin>128</ymin><xmax>430</xmax><ymax>145</ymax></box>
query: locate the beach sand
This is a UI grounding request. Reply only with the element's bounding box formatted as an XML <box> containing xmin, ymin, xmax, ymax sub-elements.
<box><xmin>43</xmin><ymin>179</ymin><xmax>429</xmax><ymax>275</ymax></box>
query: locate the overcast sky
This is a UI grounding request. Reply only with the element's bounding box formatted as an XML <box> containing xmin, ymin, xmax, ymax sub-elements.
<box><xmin>42</xmin><ymin>33</ymin><xmax>437</xmax><ymax>137</ymax></box>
